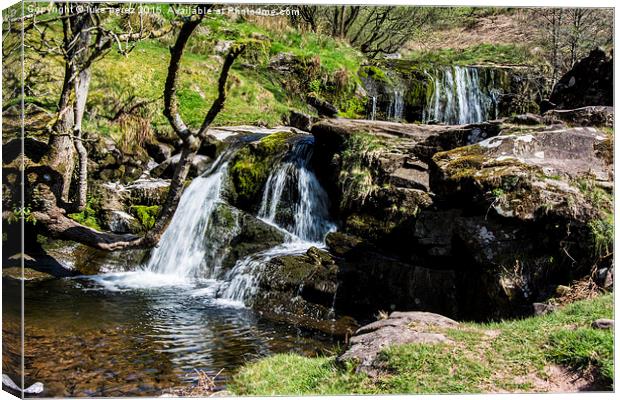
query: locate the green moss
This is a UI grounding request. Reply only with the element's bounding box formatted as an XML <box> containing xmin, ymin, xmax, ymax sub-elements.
<box><xmin>359</xmin><ymin>65</ymin><xmax>391</xmax><ymax>85</ymax></box>
<box><xmin>129</xmin><ymin>205</ymin><xmax>160</xmax><ymax>230</ymax></box>
<box><xmin>230</xmin><ymin>132</ymin><xmax>295</xmax><ymax>206</ymax></box>
<box><xmin>339</xmin><ymin>133</ymin><xmax>385</xmax><ymax>209</ymax></box>
<box><xmin>68</xmin><ymin>197</ymin><xmax>102</xmax><ymax>231</ymax></box>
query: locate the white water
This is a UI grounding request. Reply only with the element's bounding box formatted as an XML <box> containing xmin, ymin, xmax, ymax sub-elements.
<box><xmin>221</xmin><ymin>139</ymin><xmax>336</xmax><ymax>303</ymax></box>
<box><xmin>388</xmin><ymin>88</ymin><xmax>404</xmax><ymax>122</ymax></box>
<box><xmin>424</xmin><ymin>66</ymin><xmax>497</xmax><ymax>124</ymax></box>
<box><xmin>86</xmin><ymin>138</ymin><xmax>336</xmax><ymax>307</ymax></box>
<box><xmin>257</xmin><ymin>140</ymin><xmax>335</xmax><ymax>243</ymax></box>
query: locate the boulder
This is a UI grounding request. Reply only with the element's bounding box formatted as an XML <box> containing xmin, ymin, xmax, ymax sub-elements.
<box><xmin>307</xmin><ymin>95</ymin><xmax>339</xmax><ymax>118</ymax></box>
<box><xmin>543</xmin><ymin>106</ymin><xmax>614</xmax><ymax>128</ymax></box>
<box><xmin>144</xmin><ymin>141</ymin><xmax>173</xmax><ymax>163</ymax></box>
<box><xmin>288</xmin><ymin>110</ymin><xmax>313</xmax><ymax>132</ymax></box>
<box><xmin>337</xmin><ymin>311</ymin><xmax>457</xmax><ymax>375</ymax></box>
<box><xmin>430</xmin><ymin>127</ymin><xmax>613</xmax><ymax>221</ymax></box>
<box><xmin>204</xmin><ymin>203</ymin><xmax>286</xmax><ymax>271</ymax></box>
<box><xmin>251</xmin><ymin>246</ymin><xmax>357</xmax><ymax>336</ymax></box>
<box><xmin>124</xmin><ymin>178</ymin><xmax>170</xmax><ymax>206</ymax></box>
<box><xmin>429</xmin><ymin>127</ymin><xmax>613</xmax><ymax>317</ymax></box>
<box><xmin>549</xmin><ymin>48</ymin><xmax>612</xmax><ymax>109</ymax></box>
<box><xmin>151</xmin><ymin>154</ymin><xmax>213</xmax><ymax>179</ymax></box>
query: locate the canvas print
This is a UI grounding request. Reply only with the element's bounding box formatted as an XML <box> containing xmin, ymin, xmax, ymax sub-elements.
<box><xmin>1</xmin><ymin>1</ymin><xmax>614</xmax><ymax>397</ymax></box>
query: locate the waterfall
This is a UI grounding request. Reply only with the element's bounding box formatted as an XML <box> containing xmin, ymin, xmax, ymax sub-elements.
<box><xmin>424</xmin><ymin>66</ymin><xmax>497</xmax><ymax>125</ymax></box>
<box><xmin>257</xmin><ymin>138</ymin><xmax>335</xmax><ymax>243</ymax></box>
<box><xmin>88</xmin><ymin>135</ymin><xmax>335</xmax><ymax>307</ymax></box>
<box><xmin>220</xmin><ymin>137</ymin><xmax>335</xmax><ymax>303</ymax></box>
<box><xmin>144</xmin><ymin>153</ymin><xmax>232</xmax><ymax>279</ymax></box>
<box><xmin>369</xmin><ymin>96</ymin><xmax>377</xmax><ymax>120</ymax></box>
<box><xmin>388</xmin><ymin>88</ymin><xmax>404</xmax><ymax>121</ymax></box>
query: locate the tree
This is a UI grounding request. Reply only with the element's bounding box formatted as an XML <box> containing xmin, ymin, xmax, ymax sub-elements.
<box><xmin>4</xmin><ymin>5</ymin><xmax>245</xmax><ymax>251</ymax></box>
<box><xmin>534</xmin><ymin>8</ymin><xmax>613</xmax><ymax>84</ymax></box>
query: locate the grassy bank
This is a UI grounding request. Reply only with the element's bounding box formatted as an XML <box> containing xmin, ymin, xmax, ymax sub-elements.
<box><xmin>230</xmin><ymin>293</ymin><xmax>613</xmax><ymax>395</ymax></box>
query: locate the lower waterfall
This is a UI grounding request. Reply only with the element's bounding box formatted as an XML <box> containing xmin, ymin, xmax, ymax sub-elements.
<box><xmin>87</xmin><ymin>135</ymin><xmax>335</xmax><ymax>307</ymax></box>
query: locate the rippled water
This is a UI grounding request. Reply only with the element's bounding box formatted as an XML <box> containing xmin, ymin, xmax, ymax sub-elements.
<box><xmin>2</xmin><ymin>278</ymin><xmax>337</xmax><ymax>397</ymax></box>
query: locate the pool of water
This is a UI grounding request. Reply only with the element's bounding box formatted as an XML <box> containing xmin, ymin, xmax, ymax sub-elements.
<box><xmin>2</xmin><ymin>276</ymin><xmax>338</xmax><ymax>397</ymax></box>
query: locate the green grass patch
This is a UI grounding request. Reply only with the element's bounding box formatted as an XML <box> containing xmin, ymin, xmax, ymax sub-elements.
<box><xmin>547</xmin><ymin>328</ymin><xmax>614</xmax><ymax>381</ymax></box>
<box><xmin>231</xmin><ymin>294</ymin><xmax>614</xmax><ymax>395</ymax></box>
<box><xmin>405</xmin><ymin>43</ymin><xmax>537</xmax><ymax>66</ymax></box>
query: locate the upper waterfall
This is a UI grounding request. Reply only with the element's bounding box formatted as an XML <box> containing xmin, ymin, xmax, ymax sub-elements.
<box><xmin>423</xmin><ymin>66</ymin><xmax>499</xmax><ymax>124</ymax></box>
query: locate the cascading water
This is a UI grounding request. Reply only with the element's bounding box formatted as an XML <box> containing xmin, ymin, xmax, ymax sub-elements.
<box><xmin>258</xmin><ymin>138</ymin><xmax>335</xmax><ymax>243</ymax></box>
<box><xmin>88</xmin><ymin>134</ymin><xmax>335</xmax><ymax>309</ymax></box>
<box><xmin>220</xmin><ymin>137</ymin><xmax>336</xmax><ymax>303</ymax></box>
<box><xmin>145</xmin><ymin>155</ymin><xmax>231</xmax><ymax>279</ymax></box>
<box><xmin>388</xmin><ymin>88</ymin><xmax>404</xmax><ymax>121</ymax></box>
<box><xmin>424</xmin><ymin>66</ymin><xmax>499</xmax><ymax>124</ymax></box>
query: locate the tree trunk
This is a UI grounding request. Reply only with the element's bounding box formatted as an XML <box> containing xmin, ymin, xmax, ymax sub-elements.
<box><xmin>73</xmin><ymin>68</ymin><xmax>92</xmax><ymax>210</ymax></box>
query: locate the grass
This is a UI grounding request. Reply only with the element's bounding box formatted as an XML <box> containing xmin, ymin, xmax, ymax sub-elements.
<box><xmin>404</xmin><ymin>43</ymin><xmax>537</xmax><ymax>66</ymax></box>
<box><xmin>231</xmin><ymin>293</ymin><xmax>614</xmax><ymax>395</ymax></box>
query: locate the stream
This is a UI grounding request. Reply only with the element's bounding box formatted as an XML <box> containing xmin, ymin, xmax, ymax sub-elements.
<box><xmin>3</xmin><ymin>136</ymin><xmax>339</xmax><ymax>397</ymax></box>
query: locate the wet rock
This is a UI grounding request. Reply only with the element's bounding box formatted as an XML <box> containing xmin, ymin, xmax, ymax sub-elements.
<box><xmin>2</xmin><ymin>266</ymin><xmax>56</xmax><ymax>282</ymax></box>
<box><xmin>307</xmin><ymin>95</ymin><xmax>338</xmax><ymax>118</ymax></box>
<box><xmin>591</xmin><ymin>319</ymin><xmax>614</xmax><ymax>330</ymax></box>
<box><xmin>337</xmin><ymin>311</ymin><xmax>457</xmax><ymax>375</ymax></box>
<box><xmin>252</xmin><ymin>247</ymin><xmax>358</xmax><ymax>336</ymax></box>
<box><xmin>151</xmin><ymin>154</ymin><xmax>213</xmax><ymax>179</ymax></box>
<box><xmin>549</xmin><ymin>48</ymin><xmax>612</xmax><ymax>109</ymax></box>
<box><xmin>144</xmin><ymin>141</ymin><xmax>173</xmax><ymax>163</ymax></box>
<box><xmin>102</xmin><ymin>210</ymin><xmax>140</xmax><ymax>234</ymax></box>
<box><xmin>38</xmin><ymin>238</ymin><xmax>149</xmax><ymax>275</ymax></box>
<box><xmin>289</xmin><ymin>110</ymin><xmax>313</xmax><ymax>132</ymax></box>
<box><xmin>543</xmin><ymin>106</ymin><xmax>614</xmax><ymax>128</ymax></box>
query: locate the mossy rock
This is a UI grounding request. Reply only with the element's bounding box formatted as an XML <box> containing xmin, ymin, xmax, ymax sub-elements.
<box><xmin>228</xmin><ymin>131</ymin><xmax>298</xmax><ymax>210</ymax></box>
<box><xmin>129</xmin><ymin>205</ymin><xmax>160</xmax><ymax>231</ymax></box>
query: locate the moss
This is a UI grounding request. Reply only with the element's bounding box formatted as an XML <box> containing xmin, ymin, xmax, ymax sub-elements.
<box><xmin>230</xmin><ymin>132</ymin><xmax>295</xmax><ymax>207</ymax></box>
<box><xmin>68</xmin><ymin>197</ymin><xmax>102</xmax><ymax>231</ymax></box>
<box><xmin>129</xmin><ymin>205</ymin><xmax>160</xmax><ymax>230</ymax></box>
<box><xmin>339</xmin><ymin>133</ymin><xmax>385</xmax><ymax>209</ymax></box>
<box><xmin>359</xmin><ymin>65</ymin><xmax>391</xmax><ymax>85</ymax></box>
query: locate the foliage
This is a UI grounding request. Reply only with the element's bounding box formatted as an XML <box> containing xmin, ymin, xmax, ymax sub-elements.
<box><xmin>405</xmin><ymin>43</ymin><xmax>535</xmax><ymax>66</ymax></box>
<box><xmin>68</xmin><ymin>198</ymin><xmax>102</xmax><ymax>230</ymax></box>
<box><xmin>231</xmin><ymin>294</ymin><xmax>614</xmax><ymax>395</ymax></box>
<box><xmin>129</xmin><ymin>205</ymin><xmax>160</xmax><ymax>230</ymax></box>
<box><xmin>229</xmin><ymin>132</ymin><xmax>294</xmax><ymax>207</ymax></box>
<box><xmin>339</xmin><ymin>133</ymin><xmax>385</xmax><ymax>209</ymax></box>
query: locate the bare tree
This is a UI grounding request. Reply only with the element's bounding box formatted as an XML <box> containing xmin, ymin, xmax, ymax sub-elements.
<box><xmin>6</xmin><ymin>8</ymin><xmax>245</xmax><ymax>251</ymax></box>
